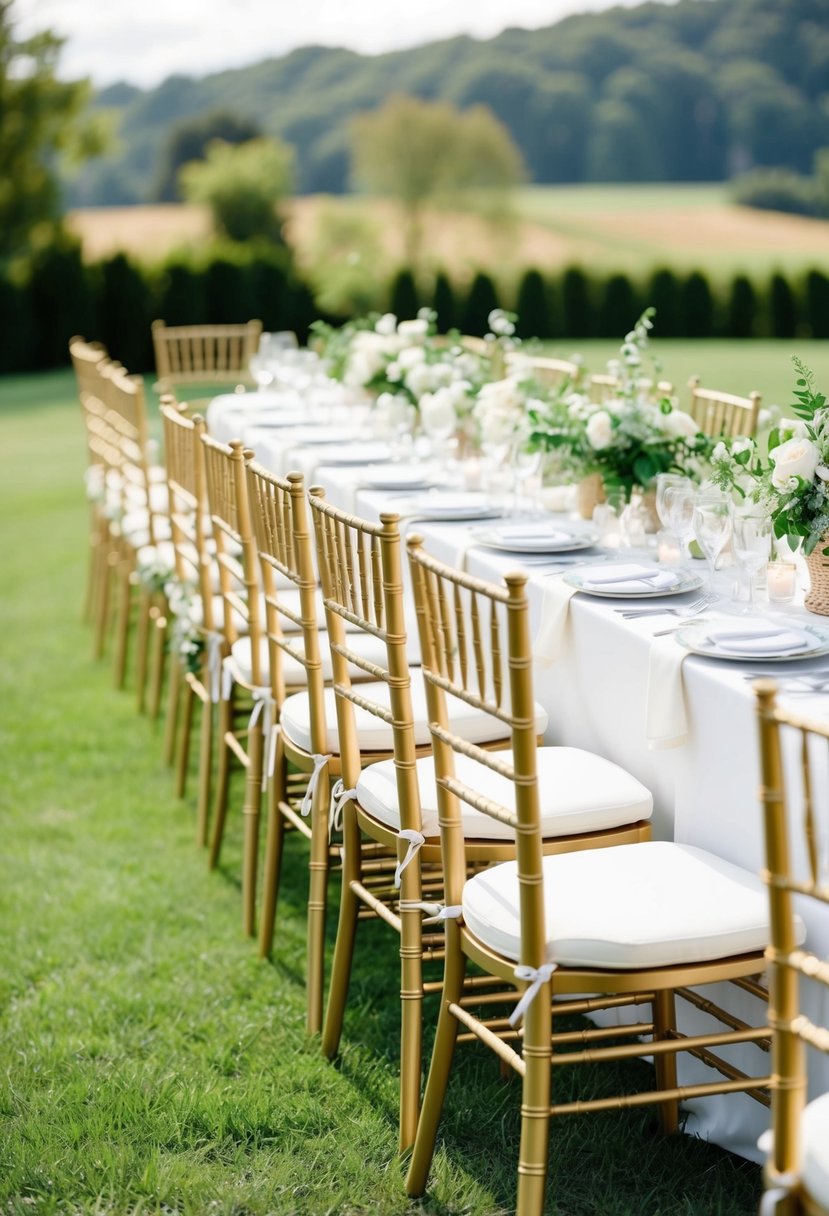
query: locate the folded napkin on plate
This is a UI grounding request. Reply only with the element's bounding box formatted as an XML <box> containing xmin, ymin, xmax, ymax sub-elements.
<box><xmin>490</xmin><ymin>523</ymin><xmax>573</xmax><ymax>545</ymax></box>
<box><xmin>580</xmin><ymin>563</ymin><xmax>680</xmax><ymax>594</ymax></box>
<box><xmin>533</xmin><ymin>577</ymin><xmax>578</xmax><ymax>667</ymax></box>
<box><xmin>646</xmin><ymin>634</ymin><xmax>691</xmax><ymax>749</ymax></box>
<box><xmin>702</xmin><ymin>619</ymin><xmax>814</xmax><ymax>655</ymax></box>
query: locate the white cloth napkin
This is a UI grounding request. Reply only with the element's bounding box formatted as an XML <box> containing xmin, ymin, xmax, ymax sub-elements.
<box><xmin>489</xmin><ymin>523</ymin><xmax>573</xmax><ymax>546</ymax></box>
<box><xmin>533</xmin><ymin>577</ymin><xmax>578</xmax><ymax>667</ymax></box>
<box><xmin>646</xmin><ymin>634</ymin><xmax>690</xmax><ymax>749</ymax></box>
<box><xmin>702</xmin><ymin>619</ymin><xmax>814</xmax><ymax>656</ymax></box>
<box><xmin>580</xmin><ymin>563</ymin><xmax>680</xmax><ymax>594</ymax></box>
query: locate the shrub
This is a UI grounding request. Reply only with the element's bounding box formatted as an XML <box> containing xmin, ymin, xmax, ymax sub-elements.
<box><xmin>560</xmin><ymin>266</ymin><xmax>594</xmax><ymax>338</ymax></box>
<box><xmin>0</xmin><ymin>273</ymin><xmax>34</xmax><ymax>373</ymax></box>
<box><xmin>461</xmin><ymin>272</ymin><xmax>499</xmax><ymax>337</ymax></box>
<box><xmin>805</xmin><ymin>270</ymin><xmax>829</xmax><ymax>339</ymax></box>
<box><xmin>156</xmin><ymin>262</ymin><xmax>207</xmax><ymax>326</ymax></box>
<box><xmin>646</xmin><ymin>269</ymin><xmax>680</xmax><ymax>338</ymax></box>
<box><xmin>28</xmin><ymin>236</ymin><xmax>97</xmax><ymax>368</ymax></box>
<box><xmin>680</xmin><ymin>270</ymin><xmax>714</xmax><ymax>339</ymax></box>
<box><xmin>204</xmin><ymin>257</ymin><xmax>252</xmax><ymax>324</ymax></box>
<box><xmin>769</xmin><ymin>272</ymin><xmax>797</xmax><ymax>338</ymax></box>
<box><xmin>97</xmin><ymin>254</ymin><xmax>155</xmax><ymax>371</ymax></box>
<box><xmin>726</xmin><ymin>275</ymin><xmax>757</xmax><ymax>339</ymax></box>
<box><xmin>389</xmin><ymin>268</ymin><xmax>419</xmax><ymax>321</ymax></box>
<box><xmin>598</xmin><ymin>273</ymin><xmax>637</xmax><ymax>339</ymax></box>
<box><xmin>515</xmin><ymin>269</ymin><xmax>551</xmax><ymax>339</ymax></box>
<box><xmin>432</xmin><ymin>271</ymin><xmax>456</xmax><ymax>333</ymax></box>
<box><xmin>732</xmin><ymin>168</ymin><xmax>817</xmax><ymax>218</ymax></box>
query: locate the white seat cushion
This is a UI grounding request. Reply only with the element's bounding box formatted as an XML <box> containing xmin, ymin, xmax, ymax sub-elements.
<box><xmin>356</xmin><ymin>747</ymin><xmax>652</xmax><ymax>839</ymax></box>
<box><xmin>120</xmin><ymin>508</ymin><xmax>172</xmax><ymax>547</ymax></box>
<box><xmin>280</xmin><ymin>680</ymin><xmax>548</xmax><ymax>756</ymax></box>
<box><xmin>802</xmin><ymin>1092</ymin><xmax>829</xmax><ymax>1209</ymax></box>
<box><xmin>229</xmin><ymin>631</ymin><xmax>402</xmax><ymax>686</ymax></box>
<box><xmin>462</xmin><ymin>841</ymin><xmax>804</xmax><ymax>969</ymax></box>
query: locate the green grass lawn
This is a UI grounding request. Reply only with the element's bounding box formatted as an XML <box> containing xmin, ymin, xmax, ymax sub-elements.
<box><xmin>0</xmin><ymin>366</ymin><xmax>775</xmax><ymax>1215</ymax></box>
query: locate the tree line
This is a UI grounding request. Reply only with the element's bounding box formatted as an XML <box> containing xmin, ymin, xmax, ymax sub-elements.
<box><xmin>2</xmin><ymin>242</ymin><xmax>827</xmax><ymax>375</ymax></box>
<box><xmin>69</xmin><ymin>0</ymin><xmax>829</xmax><ymax>206</ymax></box>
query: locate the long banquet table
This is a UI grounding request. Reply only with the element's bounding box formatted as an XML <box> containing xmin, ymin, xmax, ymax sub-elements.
<box><xmin>207</xmin><ymin>388</ymin><xmax>829</xmax><ymax>1164</ymax></box>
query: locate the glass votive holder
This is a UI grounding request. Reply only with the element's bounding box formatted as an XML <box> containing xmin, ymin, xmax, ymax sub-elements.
<box><xmin>766</xmin><ymin>560</ymin><xmax>797</xmax><ymax>604</ymax></box>
<box><xmin>656</xmin><ymin>528</ymin><xmax>682</xmax><ymax>565</ymax></box>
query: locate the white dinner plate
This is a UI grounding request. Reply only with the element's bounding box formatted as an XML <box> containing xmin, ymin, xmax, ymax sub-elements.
<box><xmin>563</xmin><ymin>565</ymin><xmax>703</xmax><ymax>598</ymax></box>
<box><xmin>676</xmin><ymin>621</ymin><xmax>829</xmax><ymax>662</ymax></box>
<box><xmin>471</xmin><ymin>524</ymin><xmax>599</xmax><ymax>554</ymax></box>
<box><xmin>401</xmin><ymin>492</ymin><xmax>503</xmax><ymax>521</ymax></box>
<box><xmin>311</xmin><ymin>442</ymin><xmax>392</xmax><ymax>466</ymax></box>
<box><xmin>359</xmin><ymin>466</ymin><xmax>435</xmax><ymax>491</ymax></box>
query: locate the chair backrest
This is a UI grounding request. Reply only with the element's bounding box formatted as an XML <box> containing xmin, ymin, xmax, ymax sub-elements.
<box><xmin>69</xmin><ymin>336</ymin><xmax>110</xmax><ymax>475</ymax></box>
<box><xmin>587</xmin><ymin>373</ymin><xmax>674</xmax><ymax>403</ymax></box>
<box><xmin>755</xmin><ymin>679</ymin><xmax>829</xmax><ymax>1187</ymax></box>
<box><xmin>200</xmin><ymin>435</ymin><xmax>260</xmax><ymax>659</ymax></box>
<box><xmin>507</xmin><ymin>352</ymin><xmax>581</xmax><ymax>390</ymax></box>
<box><xmin>159</xmin><ymin>397</ymin><xmax>215</xmax><ymax>629</ymax></box>
<box><xmin>405</xmin><ymin>536</ymin><xmax>545</xmax><ymax>970</ymax></box>
<box><xmin>152</xmin><ymin>320</ymin><xmax>263</xmax><ymax>392</ymax></box>
<box><xmin>245</xmin><ymin>463</ymin><xmax>326</xmax><ymax>723</ymax></box>
<box><xmin>307</xmin><ymin>490</ymin><xmax>420</xmax><ymax>816</ymax></box>
<box><xmin>688</xmin><ymin>376</ymin><xmax>761</xmax><ymax>438</ymax></box>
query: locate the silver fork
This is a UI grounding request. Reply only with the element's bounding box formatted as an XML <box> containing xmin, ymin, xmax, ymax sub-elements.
<box><xmin>617</xmin><ymin>593</ymin><xmax>718</xmax><ymax>620</ymax></box>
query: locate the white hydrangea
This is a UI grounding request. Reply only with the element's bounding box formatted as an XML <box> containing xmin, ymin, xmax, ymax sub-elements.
<box><xmin>586</xmin><ymin>410</ymin><xmax>613</xmax><ymax>450</ymax></box>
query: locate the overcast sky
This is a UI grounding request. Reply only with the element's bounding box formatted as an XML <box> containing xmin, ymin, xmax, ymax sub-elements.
<box><xmin>13</xmin><ymin>0</ymin><xmax>651</xmax><ymax>88</ymax></box>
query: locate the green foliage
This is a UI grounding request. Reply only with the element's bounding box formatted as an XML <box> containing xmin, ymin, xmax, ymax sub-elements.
<box><xmin>205</xmin><ymin>257</ymin><xmax>252</xmax><ymax>324</ymax></box>
<box><xmin>178</xmin><ymin>137</ymin><xmax>294</xmax><ymax>243</ymax></box>
<box><xmin>680</xmin><ymin>270</ymin><xmax>714</xmax><ymax>339</ymax></box>
<box><xmin>154</xmin><ymin>110</ymin><xmax>261</xmax><ymax>202</ymax></box>
<box><xmin>0</xmin><ymin>272</ymin><xmax>33</xmax><ymax>371</ymax></box>
<box><xmin>156</xmin><ymin>260</ymin><xmax>207</xmax><ymax>326</ymax></box>
<box><xmin>647</xmin><ymin>268</ymin><xmax>680</xmax><ymax>338</ymax></box>
<box><xmin>97</xmin><ymin>253</ymin><xmax>154</xmax><ymax>369</ymax></box>
<box><xmin>805</xmin><ymin>269</ymin><xmax>829</xmax><ymax>340</ymax></box>
<box><xmin>515</xmin><ymin>269</ymin><xmax>552</xmax><ymax>339</ymax></box>
<box><xmin>304</xmin><ymin>205</ymin><xmax>386</xmax><ymax>317</ymax></box>
<box><xmin>726</xmin><ymin>275</ymin><xmax>757</xmax><ymax>339</ymax></box>
<box><xmin>0</xmin><ymin>2</ymin><xmax>108</xmax><ymax>261</ymax></box>
<box><xmin>561</xmin><ymin>266</ymin><xmax>594</xmax><ymax>339</ymax></box>
<box><xmin>432</xmin><ymin>271</ymin><xmax>457</xmax><ymax>333</ymax></box>
<box><xmin>388</xmin><ymin>268</ymin><xmax>419</xmax><ymax>321</ymax></box>
<box><xmin>349</xmin><ymin>94</ymin><xmax>524</xmax><ymax>265</ymax></box>
<box><xmin>599</xmin><ymin>273</ymin><xmax>638</xmax><ymax>339</ymax></box>
<box><xmin>461</xmin><ymin>271</ymin><xmax>500</xmax><ymax>337</ymax></box>
<box><xmin>28</xmin><ymin>236</ymin><xmax>97</xmax><ymax>368</ymax></box>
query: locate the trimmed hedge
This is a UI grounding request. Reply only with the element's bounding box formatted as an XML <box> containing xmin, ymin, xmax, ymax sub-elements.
<box><xmin>1</xmin><ymin>243</ymin><xmax>827</xmax><ymax>375</ymax></box>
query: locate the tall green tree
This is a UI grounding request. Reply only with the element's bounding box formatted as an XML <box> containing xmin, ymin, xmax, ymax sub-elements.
<box><xmin>0</xmin><ymin>0</ymin><xmax>107</xmax><ymax>262</ymax></box>
<box><xmin>154</xmin><ymin>111</ymin><xmax>262</xmax><ymax>202</ymax></box>
<box><xmin>178</xmin><ymin>137</ymin><xmax>294</xmax><ymax>244</ymax></box>
<box><xmin>349</xmin><ymin>94</ymin><xmax>524</xmax><ymax>267</ymax></box>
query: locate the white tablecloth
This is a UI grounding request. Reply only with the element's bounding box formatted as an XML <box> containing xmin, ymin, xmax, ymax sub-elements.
<box><xmin>207</xmin><ymin>394</ymin><xmax>829</xmax><ymax>1163</ymax></box>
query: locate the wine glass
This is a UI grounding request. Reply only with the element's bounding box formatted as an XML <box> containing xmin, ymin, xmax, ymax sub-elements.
<box><xmin>420</xmin><ymin>397</ymin><xmax>458</xmax><ymax>479</ymax></box>
<box><xmin>655</xmin><ymin>473</ymin><xmax>692</xmax><ymax>531</ymax></box>
<box><xmin>508</xmin><ymin>435</ymin><xmax>542</xmax><ymax>516</ymax></box>
<box><xmin>693</xmin><ymin>492</ymin><xmax>732</xmax><ymax>594</ymax></box>
<box><xmin>665</xmin><ymin>483</ymin><xmax>697</xmax><ymax>559</ymax></box>
<box><xmin>248</xmin><ymin>352</ymin><xmax>274</xmax><ymax>391</ymax></box>
<box><xmin>731</xmin><ymin>508</ymin><xmax>772</xmax><ymax>615</ymax></box>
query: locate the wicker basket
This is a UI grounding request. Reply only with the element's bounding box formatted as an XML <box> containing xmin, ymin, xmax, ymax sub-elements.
<box><xmin>805</xmin><ymin>538</ymin><xmax>829</xmax><ymax>615</ymax></box>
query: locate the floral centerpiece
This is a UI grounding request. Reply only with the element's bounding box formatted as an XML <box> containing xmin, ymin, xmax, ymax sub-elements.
<box><xmin>709</xmin><ymin>359</ymin><xmax>829</xmax><ymax>613</ymax></box>
<box><xmin>528</xmin><ymin>309</ymin><xmax>714</xmax><ymax>501</ymax></box>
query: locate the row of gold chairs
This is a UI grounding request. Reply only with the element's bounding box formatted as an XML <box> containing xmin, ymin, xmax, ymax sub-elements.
<box><xmin>70</xmin><ymin>334</ymin><xmax>823</xmax><ymax>1215</ymax></box>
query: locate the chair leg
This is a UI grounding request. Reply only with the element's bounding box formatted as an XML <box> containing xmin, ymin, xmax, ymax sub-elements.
<box><xmin>322</xmin><ymin>798</ymin><xmax>361</xmax><ymax>1055</ymax></box>
<box><xmin>398</xmin><ymin>842</ymin><xmax>424</xmax><ymax>1152</ymax></box>
<box><xmin>406</xmin><ymin>936</ymin><xmax>467</xmax><ymax>1198</ymax></box>
<box><xmin>93</xmin><ymin>545</ymin><xmax>114</xmax><ymax>660</ymax></box>
<box><xmin>134</xmin><ymin>589</ymin><xmax>151</xmax><ymax>713</ymax></box>
<box><xmin>196</xmin><ymin>691</ymin><xmax>214</xmax><ymax>847</ymax></box>
<box><xmin>242</xmin><ymin>723</ymin><xmax>264</xmax><ymax>937</ymax></box>
<box><xmin>258</xmin><ymin>733</ymin><xmax>288</xmax><ymax>958</ymax></box>
<box><xmin>209</xmin><ymin>694</ymin><xmax>233</xmax><ymax>871</ymax></box>
<box><xmin>148</xmin><ymin>611</ymin><xmax>167</xmax><ymax>721</ymax></box>
<box><xmin>516</xmin><ymin>980</ymin><xmax>552</xmax><ymax>1216</ymax></box>
<box><xmin>113</xmin><ymin>559</ymin><xmax>132</xmax><ymax>689</ymax></box>
<box><xmin>653</xmin><ymin>989</ymin><xmax>680</xmax><ymax>1135</ymax></box>
<box><xmin>175</xmin><ymin>677</ymin><xmax>195</xmax><ymax>798</ymax></box>
<box><xmin>305</xmin><ymin>763</ymin><xmax>332</xmax><ymax>1034</ymax></box>
<box><xmin>163</xmin><ymin>651</ymin><xmax>181</xmax><ymax>766</ymax></box>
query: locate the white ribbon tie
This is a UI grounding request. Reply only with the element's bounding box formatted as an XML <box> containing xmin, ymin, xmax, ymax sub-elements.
<box><xmin>398</xmin><ymin>901</ymin><xmax>462</xmax><ymax>925</ymax></box>
<box><xmin>248</xmin><ymin>687</ymin><xmax>277</xmax><ymax>791</ymax></box>
<box><xmin>299</xmin><ymin>753</ymin><xmax>333</xmax><ymax>817</ymax></box>
<box><xmin>509</xmin><ymin>962</ymin><xmax>557</xmax><ymax>1028</ymax></box>
<box><xmin>328</xmin><ymin>778</ymin><xmax>358</xmax><ymax>836</ymax></box>
<box><xmin>205</xmin><ymin>631</ymin><xmax>223</xmax><ymax>702</ymax></box>
<box><xmin>394</xmin><ymin>829</ymin><xmax>425</xmax><ymax>888</ymax></box>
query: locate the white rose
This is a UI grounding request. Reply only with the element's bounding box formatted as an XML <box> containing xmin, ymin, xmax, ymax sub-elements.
<box><xmin>712</xmin><ymin>441</ymin><xmax>728</xmax><ymax>463</ymax></box>
<box><xmin>731</xmin><ymin>437</ymin><xmax>755</xmax><ymax>457</ymax></box>
<box><xmin>420</xmin><ymin>390</ymin><xmax>457</xmax><ymax>436</ymax></box>
<box><xmin>397</xmin><ymin>345</ymin><xmax>425</xmax><ymax>371</ymax></box>
<box><xmin>397</xmin><ymin>318</ymin><xmax>428</xmax><ymax>341</ymax></box>
<box><xmin>769</xmin><ymin>436</ymin><xmax>820</xmax><ymax>490</ymax></box>
<box><xmin>586</xmin><ymin>410</ymin><xmax>613</xmax><ymax>450</ymax></box>
<box><xmin>777</xmin><ymin>417</ymin><xmax>808</xmax><ymax>440</ymax></box>
<box><xmin>478</xmin><ymin>405</ymin><xmax>518</xmax><ymax>446</ymax></box>
<box><xmin>375</xmin><ymin>313</ymin><xmax>397</xmax><ymax>336</ymax></box>
<box><xmin>816</xmin><ymin>464</ymin><xmax>829</xmax><ymax>482</ymax></box>
<box><xmin>663</xmin><ymin>410</ymin><xmax>699</xmax><ymax>438</ymax></box>
<box><xmin>405</xmin><ymin>362</ymin><xmax>441</xmax><ymax>399</ymax></box>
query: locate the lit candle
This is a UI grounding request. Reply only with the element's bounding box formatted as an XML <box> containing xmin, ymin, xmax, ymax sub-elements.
<box><xmin>767</xmin><ymin>560</ymin><xmax>796</xmax><ymax>603</ymax></box>
<box><xmin>657</xmin><ymin>529</ymin><xmax>681</xmax><ymax>565</ymax></box>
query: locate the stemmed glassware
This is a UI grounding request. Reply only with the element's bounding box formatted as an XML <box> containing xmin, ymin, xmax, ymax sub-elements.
<box><xmin>664</xmin><ymin>482</ymin><xmax>697</xmax><ymax>558</ymax></box>
<box><xmin>731</xmin><ymin>508</ymin><xmax>773</xmax><ymax>614</ymax></box>
<box><xmin>655</xmin><ymin>473</ymin><xmax>692</xmax><ymax>531</ymax></box>
<box><xmin>693</xmin><ymin>492</ymin><xmax>732</xmax><ymax>594</ymax></box>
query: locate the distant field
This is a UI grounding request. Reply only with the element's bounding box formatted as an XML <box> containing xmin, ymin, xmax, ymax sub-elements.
<box><xmin>66</xmin><ymin>185</ymin><xmax>829</xmax><ymax>286</ymax></box>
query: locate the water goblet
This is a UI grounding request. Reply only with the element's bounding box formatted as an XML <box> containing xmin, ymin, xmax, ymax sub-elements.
<box><xmin>665</xmin><ymin>483</ymin><xmax>697</xmax><ymax>559</ymax></box>
<box><xmin>693</xmin><ymin>492</ymin><xmax>732</xmax><ymax>594</ymax></box>
<box><xmin>731</xmin><ymin>508</ymin><xmax>772</xmax><ymax>614</ymax></box>
<box><xmin>655</xmin><ymin>473</ymin><xmax>692</xmax><ymax>530</ymax></box>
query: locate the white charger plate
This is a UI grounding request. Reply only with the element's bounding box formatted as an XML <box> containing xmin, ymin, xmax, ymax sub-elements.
<box><xmin>471</xmin><ymin>525</ymin><xmax>599</xmax><ymax>554</ymax></box>
<box><xmin>402</xmin><ymin>492</ymin><xmax>502</xmax><ymax>521</ymax></box>
<box><xmin>563</xmin><ymin>566</ymin><xmax>703</xmax><ymax>598</ymax></box>
<box><xmin>675</xmin><ymin>621</ymin><xmax>829</xmax><ymax>661</ymax></box>
<box><xmin>360</xmin><ymin>467</ymin><xmax>434</xmax><ymax>491</ymax></box>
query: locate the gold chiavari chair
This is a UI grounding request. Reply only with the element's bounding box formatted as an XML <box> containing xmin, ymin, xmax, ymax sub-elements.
<box><xmin>306</xmin><ymin>496</ymin><xmax>653</xmax><ymax>1150</ymax></box>
<box><xmin>69</xmin><ymin>336</ymin><xmax>112</xmax><ymax>641</ymax></box>
<box><xmin>159</xmin><ymin>398</ymin><xmax>222</xmax><ymax>842</ymax></box>
<box><xmin>688</xmin><ymin>376</ymin><xmax>761</xmax><ymax>439</ymax></box>
<box><xmin>404</xmin><ymin>540</ymin><xmax>793</xmax><ymax>1215</ymax></box>
<box><xmin>152</xmin><ymin>319</ymin><xmax>262</xmax><ymax>406</ymax></box>
<box><xmin>588</xmin><ymin>372</ymin><xmax>675</xmax><ymax>402</ymax></box>
<box><xmin>755</xmin><ymin>680</ymin><xmax>829</xmax><ymax>1216</ymax></box>
<box><xmin>507</xmin><ymin>352</ymin><xmax>581</xmax><ymax>390</ymax></box>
